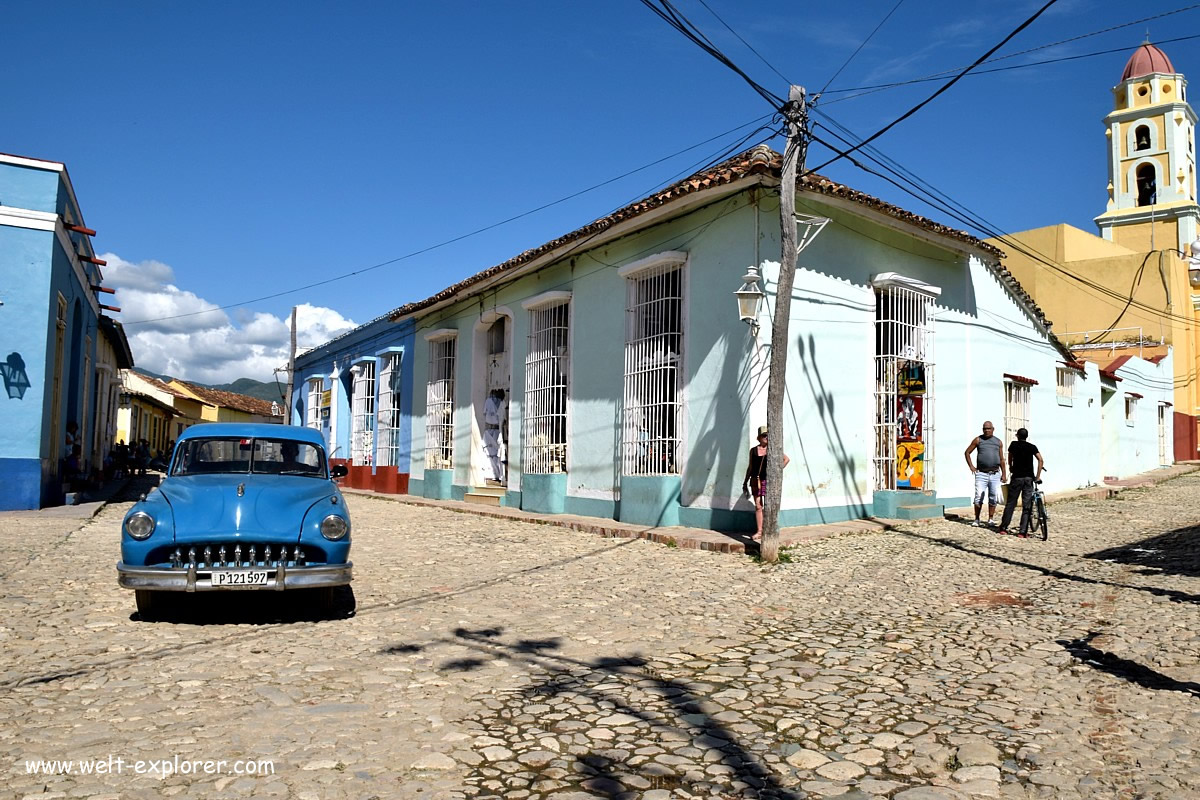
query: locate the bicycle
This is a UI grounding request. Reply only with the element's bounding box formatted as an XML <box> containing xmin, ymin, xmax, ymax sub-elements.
<box><xmin>1031</xmin><ymin>468</ymin><xmax>1049</xmax><ymax>541</ymax></box>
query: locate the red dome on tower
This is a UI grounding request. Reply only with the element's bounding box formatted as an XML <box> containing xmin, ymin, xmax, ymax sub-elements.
<box><xmin>1121</xmin><ymin>43</ymin><xmax>1175</xmax><ymax>81</ymax></box>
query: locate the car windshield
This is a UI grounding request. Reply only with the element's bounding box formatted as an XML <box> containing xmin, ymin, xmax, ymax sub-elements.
<box><xmin>171</xmin><ymin>437</ymin><xmax>327</xmax><ymax>478</ymax></box>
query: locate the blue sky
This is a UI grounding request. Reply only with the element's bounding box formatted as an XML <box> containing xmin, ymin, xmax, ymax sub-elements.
<box><xmin>5</xmin><ymin>0</ymin><xmax>1198</xmax><ymax>382</ymax></box>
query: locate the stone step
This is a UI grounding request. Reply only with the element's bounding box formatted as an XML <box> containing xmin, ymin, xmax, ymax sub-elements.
<box><xmin>464</xmin><ymin>488</ymin><xmax>505</xmax><ymax>507</ymax></box>
<box><xmin>894</xmin><ymin>503</ymin><xmax>944</xmax><ymax>520</ymax></box>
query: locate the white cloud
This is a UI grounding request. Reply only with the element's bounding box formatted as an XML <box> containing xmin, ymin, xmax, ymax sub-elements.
<box><xmin>101</xmin><ymin>253</ymin><xmax>358</xmax><ymax>383</ymax></box>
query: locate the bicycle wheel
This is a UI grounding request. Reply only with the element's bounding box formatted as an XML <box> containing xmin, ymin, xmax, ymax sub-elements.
<box><xmin>1036</xmin><ymin>496</ymin><xmax>1048</xmax><ymax>541</ymax></box>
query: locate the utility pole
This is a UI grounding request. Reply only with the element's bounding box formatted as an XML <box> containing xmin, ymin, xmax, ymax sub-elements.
<box><xmin>760</xmin><ymin>86</ymin><xmax>809</xmax><ymax>563</ymax></box>
<box><xmin>285</xmin><ymin>306</ymin><xmax>297</xmax><ymax>425</ymax></box>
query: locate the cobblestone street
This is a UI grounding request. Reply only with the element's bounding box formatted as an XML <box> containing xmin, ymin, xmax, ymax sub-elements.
<box><xmin>2</xmin><ymin>473</ymin><xmax>1199</xmax><ymax>800</ymax></box>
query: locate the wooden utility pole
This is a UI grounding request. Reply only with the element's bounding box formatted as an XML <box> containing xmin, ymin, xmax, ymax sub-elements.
<box><xmin>285</xmin><ymin>306</ymin><xmax>297</xmax><ymax>424</ymax></box>
<box><xmin>760</xmin><ymin>85</ymin><xmax>809</xmax><ymax>563</ymax></box>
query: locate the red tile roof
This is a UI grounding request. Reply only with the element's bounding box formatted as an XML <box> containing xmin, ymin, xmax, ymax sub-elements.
<box><xmin>387</xmin><ymin>146</ymin><xmax>1056</xmax><ymax>332</ymax></box>
<box><xmin>1003</xmin><ymin>373</ymin><xmax>1039</xmax><ymax>386</ymax></box>
<box><xmin>174</xmin><ymin>381</ymin><xmax>281</xmax><ymax>417</ymax></box>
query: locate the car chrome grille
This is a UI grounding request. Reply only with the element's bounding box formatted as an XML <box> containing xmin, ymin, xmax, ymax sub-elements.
<box><xmin>168</xmin><ymin>543</ymin><xmax>310</xmax><ymax>569</ymax></box>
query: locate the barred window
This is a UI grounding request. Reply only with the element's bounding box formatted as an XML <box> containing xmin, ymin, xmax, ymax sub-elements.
<box><xmin>425</xmin><ymin>337</ymin><xmax>456</xmax><ymax>470</ymax></box>
<box><xmin>306</xmin><ymin>379</ymin><xmax>322</xmax><ymax>429</ymax></box>
<box><xmin>350</xmin><ymin>361</ymin><xmax>375</xmax><ymax>465</ymax></box>
<box><xmin>524</xmin><ymin>302</ymin><xmax>569</xmax><ymax>474</ymax></box>
<box><xmin>1056</xmin><ymin>367</ymin><xmax>1076</xmax><ymax>406</ymax></box>
<box><xmin>1125</xmin><ymin>395</ymin><xmax>1138</xmax><ymax>426</ymax></box>
<box><xmin>622</xmin><ymin>261</ymin><xmax>683</xmax><ymax>475</ymax></box>
<box><xmin>1004</xmin><ymin>381</ymin><xmax>1031</xmax><ymax>446</ymax></box>
<box><xmin>377</xmin><ymin>353</ymin><xmax>403</xmax><ymax>467</ymax></box>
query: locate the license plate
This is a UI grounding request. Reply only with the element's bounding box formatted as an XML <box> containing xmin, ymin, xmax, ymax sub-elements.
<box><xmin>211</xmin><ymin>570</ymin><xmax>270</xmax><ymax>587</ymax></box>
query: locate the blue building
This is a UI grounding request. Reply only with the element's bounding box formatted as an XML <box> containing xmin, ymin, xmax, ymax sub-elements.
<box><xmin>292</xmin><ymin>312</ymin><xmax>416</xmax><ymax>495</ymax></box>
<box><xmin>0</xmin><ymin>152</ymin><xmax>119</xmax><ymax>510</ymax></box>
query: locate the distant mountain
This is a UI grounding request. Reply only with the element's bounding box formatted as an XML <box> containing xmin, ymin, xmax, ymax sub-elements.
<box><xmin>132</xmin><ymin>368</ymin><xmax>288</xmax><ymax>405</ymax></box>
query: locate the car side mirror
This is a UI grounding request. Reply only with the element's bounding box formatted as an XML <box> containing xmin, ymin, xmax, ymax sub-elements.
<box><xmin>330</xmin><ymin>465</ymin><xmax>348</xmax><ymax>479</ymax></box>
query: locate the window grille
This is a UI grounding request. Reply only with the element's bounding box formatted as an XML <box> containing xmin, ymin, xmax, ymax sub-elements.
<box><xmin>1055</xmin><ymin>367</ymin><xmax>1076</xmax><ymax>406</ymax></box>
<box><xmin>1159</xmin><ymin>404</ymin><xmax>1169</xmax><ymax>465</ymax></box>
<box><xmin>377</xmin><ymin>353</ymin><xmax>403</xmax><ymax>467</ymax></box>
<box><xmin>524</xmin><ymin>303</ymin><xmax>569</xmax><ymax>474</ymax></box>
<box><xmin>1125</xmin><ymin>395</ymin><xmax>1138</xmax><ymax>426</ymax></box>
<box><xmin>425</xmin><ymin>337</ymin><xmax>456</xmax><ymax>470</ymax></box>
<box><xmin>350</xmin><ymin>361</ymin><xmax>375</xmax><ymax>465</ymax></box>
<box><xmin>306</xmin><ymin>379</ymin><xmax>322</xmax><ymax>429</ymax></box>
<box><xmin>621</xmin><ymin>263</ymin><xmax>683</xmax><ymax>475</ymax></box>
<box><xmin>872</xmin><ymin>285</ymin><xmax>935</xmax><ymax>491</ymax></box>
<box><xmin>1004</xmin><ymin>381</ymin><xmax>1031</xmax><ymax>446</ymax></box>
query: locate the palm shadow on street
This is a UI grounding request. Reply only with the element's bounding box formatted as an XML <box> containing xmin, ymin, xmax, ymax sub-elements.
<box><xmin>383</xmin><ymin>626</ymin><xmax>802</xmax><ymax>799</ymax></box>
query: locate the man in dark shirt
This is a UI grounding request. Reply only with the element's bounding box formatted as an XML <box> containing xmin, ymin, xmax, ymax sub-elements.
<box><xmin>997</xmin><ymin>428</ymin><xmax>1044</xmax><ymax>537</ymax></box>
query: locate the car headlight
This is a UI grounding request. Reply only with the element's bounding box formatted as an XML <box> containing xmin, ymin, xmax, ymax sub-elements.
<box><xmin>320</xmin><ymin>514</ymin><xmax>348</xmax><ymax>540</ymax></box>
<box><xmin>125</xmin><ymin>511</ymin><xmax>156</xmax><ymax>540</ymax></box>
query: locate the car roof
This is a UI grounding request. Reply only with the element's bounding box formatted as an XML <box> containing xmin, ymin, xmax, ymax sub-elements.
<box><xmin>176</xmin><ymin>423</ymin><xmax>327</xmax><ymax>447</ymax></box>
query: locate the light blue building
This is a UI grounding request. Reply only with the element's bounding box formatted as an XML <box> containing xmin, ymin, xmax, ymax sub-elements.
<box><xmin>0</xmin><ymin>152</ymin><xmax>119</xmax><ymax>510</ymax></box>
<box><xmin>383</xmin><ymin>146</ymin><xmax>1171</xmax><ymax>531</ymax></box>
<box><xmin>291</xmin><ymin>313</ymin><xmax>416</xmax><ymax>495</ymax></box>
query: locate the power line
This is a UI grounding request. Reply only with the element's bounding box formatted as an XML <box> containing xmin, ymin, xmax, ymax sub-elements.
<box><xmin>120</xmin><ymin>115</ymin><xmax>773</xmax><ymax>326</ymax></box>
<box><xmin>636</xmin><ymin>0</ymin><xmax>784</xmax><ymax>108</ymax></box>
<box><xmin>818</xmin><ymin>0</ymin><xmax>906</xmax><ymax>94</ymax></box>
<box><xmin>805</xmin><ymin>0</ymin><xmax>1060</xmax><ymax>176</ymax></box>
<box><xmin>810</xmin><ymin>113</ymin><xmax>1200</xmax><ymax>332</ymax></box>
<box><xmin>822</xmin><ymin>33</ymin><xmax>1200</xmax><ymax>106</ymax></box>
<box><xmin>823</xmin><ymin>4</ymin><xmax>1200</xmax><ymax>97</ymax></box>
<box><xmin>694</xmin><ymin>0</ymin><xmax>791</xmax><ymax>86</ymax></box>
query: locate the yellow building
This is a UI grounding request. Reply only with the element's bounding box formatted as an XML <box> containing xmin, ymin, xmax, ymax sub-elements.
<box><xmin>167</xmin><ymin>380</ymin><xmax>283</xmax><ymax>424</ymax></box>
<box><xmin>993</xmin><ymin>42</ymin><xmax>1200</xmax><ymax>460</ymax></box>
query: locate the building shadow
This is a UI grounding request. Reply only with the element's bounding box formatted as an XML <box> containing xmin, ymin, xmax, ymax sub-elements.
<box><xmin>1059</xmin><ymin>632</ymin><xmax>1200</xmax><ymax>697</ymax></box>
<box><xmin>1084</xmin><ymin>524</ymin><xmax>1200</xmax><ymax>579</ymax></box>
<box><xmin>383</xmin><ymin>626</ymin><xmax>802</xmax><ymax>798</ymax></box>
<box><xmin>897</xmin><ymin>527</ymin><xmax>1200</xmax><ymax>605</ymax></box>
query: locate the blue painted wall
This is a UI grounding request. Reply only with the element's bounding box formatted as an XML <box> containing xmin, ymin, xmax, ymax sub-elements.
<box><xmin>0</xmin><ymin>163</ymin><xmax>59</xmax><ymax>214</ymax></box>
<box><xmin>0</xmin><ymin>160</ymin><xmax>101</xmax><ymax>509</ymax></box>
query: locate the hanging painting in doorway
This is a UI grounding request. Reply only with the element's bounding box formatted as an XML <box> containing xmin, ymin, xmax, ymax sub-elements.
<box><xmin>897</xmin><ymin>395</ymin><xmax>922</xmax><ymax>442</ymax></box>
<box><xmin>897</xmin><ymin>440</ymin><xmax>925</xmax><ymax>489</ymax></box>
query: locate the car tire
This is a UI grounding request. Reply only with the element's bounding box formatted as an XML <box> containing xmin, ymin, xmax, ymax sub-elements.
<box><xmin>313</xmin><ymin>587</ymin><xmax>337</xmax><ymax>615</ymax></box>
<box><xmin>135</xmin><ymin>590</ymin><xmax>166</xmax><ymax>620</ymax></box>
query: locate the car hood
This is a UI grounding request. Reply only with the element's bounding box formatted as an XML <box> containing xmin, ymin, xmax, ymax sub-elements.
<box><xmin>160</xmin><ymin>475</ymin><xmax>340</xmax><ymax>542</ymax></box>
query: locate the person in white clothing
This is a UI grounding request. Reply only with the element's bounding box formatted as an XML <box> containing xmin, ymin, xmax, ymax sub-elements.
<box><xmin>483</xmin><ymin>389</ymin><xmax>507</xmax><ymax>482</ymax></box>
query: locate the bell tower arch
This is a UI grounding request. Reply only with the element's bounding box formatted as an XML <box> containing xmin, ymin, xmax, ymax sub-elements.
<box><xmin>1095</xmin><ymin>41</ymin><xmax>1200</xmax><ymax>253</ymax></box>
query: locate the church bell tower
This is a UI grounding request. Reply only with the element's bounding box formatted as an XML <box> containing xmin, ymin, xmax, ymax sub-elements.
<box><xmin>1095</xmin><ymin>42</ymin><xmax>1200</xmax><ymax>253</ymax></box>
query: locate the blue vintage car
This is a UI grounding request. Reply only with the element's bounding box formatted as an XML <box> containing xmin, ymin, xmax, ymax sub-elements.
<box><xmin>117</xmin><ymin>423</ymin><xmax>352</xmax><ymax>617</ymax></box>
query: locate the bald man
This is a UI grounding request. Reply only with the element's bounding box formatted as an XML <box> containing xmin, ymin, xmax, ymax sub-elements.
<box><xmin>964</xmin><ymin>420</ymin><xmax>1006</xmax><ymax>527</ymax></box>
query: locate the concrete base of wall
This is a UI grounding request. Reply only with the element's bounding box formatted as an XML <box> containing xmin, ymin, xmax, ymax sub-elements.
<box><xmin>0</xmin><ymin>457</ymin><xmax>44</xmax><ymax>511</ymax></box>
<box><xmin>373</xmin><ymin>466</ymin><xmax>408</xmax><ymax>494</ymax></box>
<box><xmin>423</xmin><ymin>469</ymin><xmax>453</xmax><ymax>500</ymax></box>
<box><xmin>347</xmin><ymin>465</ymin><xmax>372</xmax><ymax>490</ymax></box>
<box><xmin>522</xmin><ymin>473</ymin><xmax>567</xmax><ymax>514</ymax></box>
<box><xmin>618</xmin><ymin>475</ymin><xmax>681</xmax><ymax>527</ymax></box>
<box><xmin>872</xmin><ymin>489</ymin><xmax>943</xmax><ymax>519</ymax></box>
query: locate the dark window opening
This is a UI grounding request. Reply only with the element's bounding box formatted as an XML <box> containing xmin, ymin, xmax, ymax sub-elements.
<box><xmin>1135</xmin><ymin>125</ymin><xmax>1151</xmax><ymax>151</ymax></box>
<box><xmin>1137</xmin><ymin>164</ymin><xmax>1157</xmax><ymax>206</ymax></box>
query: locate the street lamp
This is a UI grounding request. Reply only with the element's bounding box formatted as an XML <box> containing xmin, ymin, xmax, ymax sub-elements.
<box><xmin>734</xmin><ymin>265</ymin><xmax>765</xmax><ymax>334</ymax></box>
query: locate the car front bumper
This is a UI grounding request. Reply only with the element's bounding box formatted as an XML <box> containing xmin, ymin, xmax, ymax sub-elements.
<box><xmin>117</xmin><ymin>562</ymin><xmax>352</xmax><ymax>591</ymax></box>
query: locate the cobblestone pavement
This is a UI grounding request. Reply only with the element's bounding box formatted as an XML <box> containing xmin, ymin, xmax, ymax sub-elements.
<box><xmin>2</xmin><ymin>474</ymin><xmax>1199</xmax><ymax>800</ymax></box>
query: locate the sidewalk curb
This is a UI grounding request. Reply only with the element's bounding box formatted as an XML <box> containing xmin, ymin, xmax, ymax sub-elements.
<box><xmin>343</xmin><ymin>463</ymin><xmax>1198</xmax><ymax>557</ymax></box>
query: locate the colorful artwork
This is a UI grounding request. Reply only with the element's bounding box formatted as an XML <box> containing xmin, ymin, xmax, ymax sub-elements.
<box><xmin>897</xmin><ymin>440</ymin><xmax>925</xmax><ymax>489</ymax></box>
<box><xmin>899</xmin><ymin>362</ymin><xmax>926</xmax><ymax>394</ymax></box>
<box><xmin>898</xmin><ymin>395</ymin><xmax>923</xmax><ymax>441</ymax></box>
